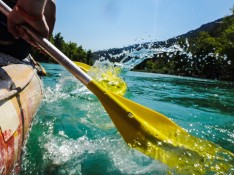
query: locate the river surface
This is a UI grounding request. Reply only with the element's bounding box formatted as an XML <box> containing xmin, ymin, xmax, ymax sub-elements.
<box><xmin>20</xmin><ymin>63</ymin><xmax>234</xmax><ymax>175</ymax></box>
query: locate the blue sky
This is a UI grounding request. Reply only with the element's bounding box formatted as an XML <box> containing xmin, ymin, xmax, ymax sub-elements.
<box><xmin>54</xmin><ymin>0</ymin><xmax>233</xmax><ymax>51</ymax></box>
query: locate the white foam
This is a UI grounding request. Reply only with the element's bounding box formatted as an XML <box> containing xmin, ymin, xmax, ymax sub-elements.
<box><xmin>43</xmin><ymin>135</ymin><xmax>168</xmax><ymax>174</ymax></box>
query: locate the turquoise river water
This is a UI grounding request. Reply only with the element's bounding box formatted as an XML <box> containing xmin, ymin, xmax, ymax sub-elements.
<box><xmin>19</xmin><ymin>63</ymin><xmax>234</xmax><ymax>175</ymax></box>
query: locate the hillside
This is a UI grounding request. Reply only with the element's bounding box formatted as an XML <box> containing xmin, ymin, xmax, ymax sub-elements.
<box><xmin>93</xmin><ymin>15</ymin><xmax>234</xmax><ymax>81</ymax></box>
<box><xmin>93</xmin><ymin>16</ymin><xmax>228</xmax><ymax>59</ymax></box>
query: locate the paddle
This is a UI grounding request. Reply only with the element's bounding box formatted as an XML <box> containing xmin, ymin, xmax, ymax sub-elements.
<box><xmin>1</xmin><ymin>1</ymin><xmax>233</xmax><ymax>174</ymax></box>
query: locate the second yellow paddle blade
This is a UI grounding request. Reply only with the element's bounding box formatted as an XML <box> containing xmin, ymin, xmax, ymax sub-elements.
<box><xmin>74</xmin><ymin>61</ymin><xmax>90</xmax><ymax>72</ymax></box>
<box><xmin>74</xmin><ymin>61</ymin><xmax>127</xmax><ymax>96</ymax></box>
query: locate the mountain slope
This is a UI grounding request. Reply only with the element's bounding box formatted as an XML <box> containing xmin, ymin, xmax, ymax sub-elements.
<box><xmin>93</xmin><ymin>15</ymin><xmax>234</xmax><ymax>81</ymax></box>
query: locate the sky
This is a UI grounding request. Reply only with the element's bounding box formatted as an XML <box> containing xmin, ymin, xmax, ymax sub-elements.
<box><xmin>54</xmin><ymin>0</ymin><xmax>234</xmax><ymax>51</ymax></box>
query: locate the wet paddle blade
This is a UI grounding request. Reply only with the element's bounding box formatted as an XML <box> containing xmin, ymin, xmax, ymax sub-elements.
<box><xmin>87</xmin><ymin>80</ymin><xmax>234</xmax><ymax>174</ymax></box>
<box><xmin>75</xmin><ymin>61</ymin><xmax>127</xmax><ymax>96</ymax></box>
<box><xmin>87</xmin><ymin>80</ymin><xmax>184</xmax><ymax>145</ymax></box>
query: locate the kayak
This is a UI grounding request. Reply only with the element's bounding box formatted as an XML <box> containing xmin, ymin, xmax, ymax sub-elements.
<box><xmin>0</xmin><ymin>52</ymin><xmax>43</xmax><ymax>175</ymax></box>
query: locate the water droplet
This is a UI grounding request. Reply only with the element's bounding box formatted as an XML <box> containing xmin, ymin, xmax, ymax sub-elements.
<box><xmin>128</xmin><ymin>112</ymin><xmax>134</xmax><ymax>118</ymax></box>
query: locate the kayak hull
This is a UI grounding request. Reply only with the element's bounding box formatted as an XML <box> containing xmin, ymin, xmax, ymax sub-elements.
<box><xmin>0</xmin><ymin>61</ymin><xmax>43</xmax><ymax>175</ymax></box>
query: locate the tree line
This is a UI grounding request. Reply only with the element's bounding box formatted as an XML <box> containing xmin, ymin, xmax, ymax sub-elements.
<box><xmin>32</xmin><ymin>32</ymin><xmax>94</xmax><ymax>65</ymax></box>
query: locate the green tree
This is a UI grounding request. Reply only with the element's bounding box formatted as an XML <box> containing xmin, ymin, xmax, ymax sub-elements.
<box><xmin>53</xmin><ymin>32</ymin><xmax>65</xmax><ymax>52</ymax></box>
<box><xmin>31</xmin><ymin>32</ymin><xmax>94</xmax><ymax>65</ymax></box>
<box><xmin>86</xmin><ymin>50</ymin><xmax>94</xmax><ymax>65</ymax></box>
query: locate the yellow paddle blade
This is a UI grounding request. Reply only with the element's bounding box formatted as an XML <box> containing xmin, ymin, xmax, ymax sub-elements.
<box><xmin>87</xmin><ymin>80</ymin><xmax>234</xmax><ymax>174</ymax></box>
<box><xmin>74</xmin><ymin>61</ymin><xmax>127</xmax><ymax>96</ymax></box>
<box><xmin>74</xmin><ymin>61</ymin><xmax>91</xmax><ymax>72</ymax></box>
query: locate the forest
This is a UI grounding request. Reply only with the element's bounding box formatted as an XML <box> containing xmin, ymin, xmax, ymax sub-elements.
<box><xmin>32</xmin><ymin>32</ymin><xmax>94</xmax><ymax>65</ymax></box>
<box><xmin>134</xmin><ymin>9</ymin><xmax>234</xmax><ymax>81</ymax></box>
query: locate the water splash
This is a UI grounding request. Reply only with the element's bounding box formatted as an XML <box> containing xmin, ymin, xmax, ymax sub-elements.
<box><xmin>96</xmin><ymin>42</ymin><xmax>188</xmax><ymax>70</ymax></box>
<box><xmin>42</xmin><ymin>135</ymin><xmax>167</xmax><ymax>175</ymax></box>
<box><xmin>87</xmin><ymin>60</ymin><xmax>127</xmax><ymax>96</ymax></box>
<box><xmin>95</xmin><ymin>38</ymin><xmax>232</xmax><ymax>81</ymax></box>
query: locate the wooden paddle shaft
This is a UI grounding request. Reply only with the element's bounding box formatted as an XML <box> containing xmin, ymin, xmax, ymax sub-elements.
<box><xmin>0</xmin><ymin>0</ymin><xmax>92</xmax><ymax>85</ymax></box>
